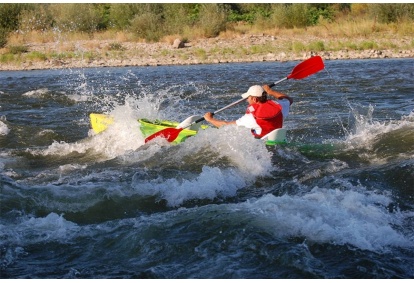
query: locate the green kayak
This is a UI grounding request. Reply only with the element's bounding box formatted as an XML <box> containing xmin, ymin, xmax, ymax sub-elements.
<box><xmin>89</xmin><ymin>113</ymin><xmax>287</xmax><ymax>145</ymax></box>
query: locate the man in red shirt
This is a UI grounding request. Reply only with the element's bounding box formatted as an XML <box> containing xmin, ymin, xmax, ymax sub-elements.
<box><xmin>203</xmin><ymin>85</ymin><xmax>293</xmax><ymax>138</ymax></box>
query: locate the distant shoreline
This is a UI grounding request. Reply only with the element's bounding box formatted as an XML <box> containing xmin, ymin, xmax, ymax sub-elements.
<box><xmin>1</xmin><ymin>36</ymin><xmax>413</xmax><ymax>71</ymax></box>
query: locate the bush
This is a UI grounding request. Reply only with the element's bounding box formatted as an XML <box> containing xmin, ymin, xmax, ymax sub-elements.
<box><xmin>359</xmin><ymin>41</ymin><xmax>377</xmax><ymax>50</ymax></box>
<box><xmin>228</xmin><ymin>3</ymin><xmax>272</xmax><ymax>24</ymax></box>
<box><xmin>8</xmin><ymin>45</ymin><xmax>28</xmax><ymax>54</ymax></box>
<box><xmin>109</xmin><ymin>4</ymin><xmax>141</xmax><ymax>29</ymax></box>
<box><xmin>108</xmin><ymin>42</ymin><xmax>125</xmax><ymax>51</ymax></box>
<box><xmin>270</xmin><ymin>4</ymin><xmax>310</xmax><ymax>28</ymax></box>
<box><xmin>307</xmin><ymin>4</ymin><xmax>336</xmax><ymax>25</ymax></box>
<box><xmin>0</xmin><ymin>53</ymin><xmax>14</xmax><ymax>63</ymax></box>
<box><xmin>18</xmin><ymin>4</ymin><xmax>53</xmax><ymax>32</ymax></box>
<box><xmin>194</xmin><ymin>47</ymin><xmax>207</xmax><ymax>60</ymax></box>
<box><xmin>130</xmin><ymin>12</ymin><xmax>163</xmax><ymax>42</ymax></box>
<box><xmin>351</xmin><ymin>3</ymin><xmax>369</xmax><ymax>16</ymax></box>
<box><xmin>163</xmin><ymin>4</ymin><xmax>197</xmax><ymax>34</ymax></box>
<box><xmin>27</xmin><ymin>51</ymin><xmax>47</xmax><ymax>61</ymax></box>
<box><xmin>308</xmin><ymin>41</ymin><xmax>325</xmax><ymax>51</ymax></box>
<box><xmin>49</xmin><ymin>4</ymin><xmax>102</xmax><ymax>33</ymax></box>
<box><xmin>269</xmin><ymin>4</ymin><xmax>337</xmax><ymax>28</ymax></box>
<box><xmin>0</xmin><ymin>3</ymin><xmax>29</xmax><ymax>31</ymax></box>
<box><xmin>369</xmin><ymin>4</ymin><xmax>414</xmax><ymax>23</ymax></box>
<box><xmin>0</xmin><ymin>27</ymin><xmax>8</xmax><ymax>47</ymax></box>
<box><xmin>0</xmin><ymin>3</ymin><xmax>32</xmax><ymax>47</ymax></box>
<box><xmin>291</xmin><ymin>41</ymin><xmax>306</xmax><ymax>52</ymax></box>
<box><xmin>196</xmin><ymin>4</ymin><xmax>228</xmax><ymax>38</ymax></box>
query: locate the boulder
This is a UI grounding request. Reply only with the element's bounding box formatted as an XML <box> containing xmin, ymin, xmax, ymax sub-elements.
<box><xmin>172</xmin><ymin>39</ymin><xmax>185</xmax><ymax>49</ymax></box>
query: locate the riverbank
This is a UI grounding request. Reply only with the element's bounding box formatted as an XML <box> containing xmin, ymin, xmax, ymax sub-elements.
<box><xmin>1</xmin><ymin>34</ymin><xmax>413</xmax><ymax>71</ymax></box>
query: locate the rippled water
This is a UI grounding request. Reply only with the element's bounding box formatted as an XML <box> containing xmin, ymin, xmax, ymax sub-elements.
<box><xmin>1</xmin><ymin>58</ymin><xmax>414</xmax><ymax>278</ymax></box>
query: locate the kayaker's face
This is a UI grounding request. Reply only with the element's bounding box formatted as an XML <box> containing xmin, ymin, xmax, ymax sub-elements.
<box><xmin>247</xmin><ymin>96</ymin><xmax>257</xmax><ymax>105</ymax></box>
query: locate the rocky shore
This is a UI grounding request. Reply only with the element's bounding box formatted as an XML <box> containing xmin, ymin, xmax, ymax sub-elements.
<box><xmin>1</xmin><ymin>35</ymin><xmax>413</xmax><ymax>71</ymax></box>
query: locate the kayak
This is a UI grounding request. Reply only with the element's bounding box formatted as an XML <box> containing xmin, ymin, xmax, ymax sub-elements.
<box><xmin>89</xmin><ymin>113</ymin><xmax>287</xmax><ymax>145</ymax></box>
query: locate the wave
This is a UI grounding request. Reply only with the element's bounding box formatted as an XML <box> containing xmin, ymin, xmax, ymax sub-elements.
<box><xmin>2</xmin><ymin>186</ymin><xmax>412</xmax><ymax>254</ymax></box>
<box><xmin>0</xmin><ymin>120</ymin><xmax>10</xmax><ymax>136</ymax></box>
<box><xmin>315</xmin><ymin>104</ymin><xmax>414</xmax><ymax>164</ymax></box>
<box><xmin>22</xmin><ymin>88</ymin><xmax>49</xmax><ymax>97</ymax></box>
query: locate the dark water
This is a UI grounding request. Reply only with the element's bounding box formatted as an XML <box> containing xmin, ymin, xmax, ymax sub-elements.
<box><xmin>1</xmin><ymin>58</ymin><xmax>413</xmax><ymax>279</ymax></box>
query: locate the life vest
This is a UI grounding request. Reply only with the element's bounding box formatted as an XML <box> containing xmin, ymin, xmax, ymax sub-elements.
<box><xmin>246</xmin><ymin>100</ymin><xmax>283</xmax><ymax>138</ymax></box>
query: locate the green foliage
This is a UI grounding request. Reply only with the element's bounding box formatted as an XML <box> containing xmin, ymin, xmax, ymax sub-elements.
<box><xmin>0</xmin><ymin>27</ymin><xmax>8</xmax><ymax>48</ymax></box>
<box><xmin>290</xmin><ymin>41</ymin><xmax>325</xmax><ymax>52</ymax></box>
<box><xmin>194</xmin><ymin>47</ymin><xmax>207</xmax><ymax>59</ymax></box>
<box><xmin>248</xmin><ymin>43</ymin><xmax>276</xmax><ymax>54</ymax></box>
<box><xmin>163</xmin><ymin>4</ymin><xmax>197</xmax><ymax>34</ymax></box>
<box><xmin>83</xmin><ymin>51</ymin><xmax>97</xmax><ymax>61</ymax></box>
<box><xmin>0</xmin><ymin>53</ymin><xmax>15</xmax><ymax>63</ymax></box>
<box><xmin>228</xmin><ymin>4</ymin><xmax>272</xmax><ymax>24</ymax></box>
<box><xmin>18</xmin><ymin>4</ymin><xmax>53</xmax><ymax>32</ymax></box>
<box><xmin>307</xmin><ymin>4</ymin><xmax>336</xmax><ymax>25</ymax></box>
<box><xmin>0</xmin><ymin>3</ymin><xmax>30</xmax><ymax>46</ymax></box>
<box><xmin>50</xmin><ymin>52</ymin><xmax>75</xmax><ymax>60</ymax></box>
<box><xmin>269</xmin><ymin>3</ymin><xmax>336</xmax><ymax>28</ymax></box>
<box><xmin>359</xmin><ymin>41</ymin><xmax>378</xmax><ymax>50</ymax></box>
<box><xmin>336</xmin><ymin>41</ymin><xmax>379</xmax><ymax>51</ymax></box>
<box><xmin>369</xmin><ymin>4</ymin><xmax>414</xmax><ymax>23</ymax></box>
<box><xmin>0</xmin><ymin>3</ymin><xmax>413</xmax><ymax>44</ymax></box>
<box><xmin>108</xmin><ymin>42</ymin><xmax>125</xmax><ymax>51</ymax></box>
<box><xmin>196</xmin><ymin>4</ymin><xmax>228</xmax><ymax>38</ymax></box>
<box><xmin>291</xmin><ymin>41</ymin><xmax>306</xmax><ymax>52</ymax></box>
<box><xmin>49</xmin><ymin>3</ymin><xmax>102</xmax><ymax>33</ymax></box>
<box><xmin>345</xmin><ymin>42</ymin><xmax>358</xmax><ymax>50</ymax></box>
<box><xmin>27</xmin><ymin>51</ymin><xmax>47</xmax><ymax>61</ymax></box>
<box><xmin>130</xmin><ymin>12</ymin><xmax>163</xmax><ymax>42</ymax></box>
<box><xmin>108</xmin><ymin>4</ymin><xmax>138</xmax><ymax>29</ymax></box>
<box><xmin>8</xmin><ymin>45</ymin><xmax>28</xmax><ymax>54</ymax></box>
<box><xmin>270</xmin><ymin>4</ymin><xmax>310</xmax><ymax>28</ymax></box>
<box><xmin>93</xmin><ymin>4</ymin><xmax>111</xmax><ymax>30</ymax></box>
<box><xmin>0</xmin><ymin>3</ymin><xmax>30</xmax><ymax>30</ymax></box>
<box><xmin>308</xmin><ymin>41</ymin><xmax>325</xmax><ymax>51</ymax></box>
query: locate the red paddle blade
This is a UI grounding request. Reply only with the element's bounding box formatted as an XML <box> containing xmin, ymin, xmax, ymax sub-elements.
<box><xmin>144</xmin><ymin>127</ymin><xmax>183</xmax><ymax>143</ymax></box>
<box><xmin>288</xmin><ymin>56</ymin><xmax>324</xmax><ymax>80</ymax></box>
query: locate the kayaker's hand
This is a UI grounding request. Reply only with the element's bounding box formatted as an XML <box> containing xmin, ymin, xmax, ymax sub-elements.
<box><xmin>263</xmin><ymin>84</ymin><xmax>293</xmax><ymax>105</ymax></box>
<box><xmin>204</xmin><ymin>112</ymin><xmax>214</xmax><ymax>122</ymax></box>
<box><xmin>262</xmin><ymin>84</ymin><xmax>272</xmax><ymax>93</ymax></box>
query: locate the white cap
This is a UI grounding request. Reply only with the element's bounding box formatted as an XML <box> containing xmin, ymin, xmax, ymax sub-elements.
<box><xmin>241</xmin><ymin>85</ymin><xmax>265</xmax><ymax>99</ymax></box>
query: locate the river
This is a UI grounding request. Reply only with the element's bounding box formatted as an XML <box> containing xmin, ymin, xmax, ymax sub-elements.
<box><xmin>1</xmin><ymin>58</ymin><xmax>413</xmax><ymax>278</ymax></box>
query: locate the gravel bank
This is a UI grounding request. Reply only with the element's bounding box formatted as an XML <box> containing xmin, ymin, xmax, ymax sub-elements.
<box><xmin>1</xmin><ymin>35</ymin><xmax>413</xmax><ymax>71</ymax></box>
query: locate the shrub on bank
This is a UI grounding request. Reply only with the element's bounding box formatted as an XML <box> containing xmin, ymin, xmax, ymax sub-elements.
<box><xmin>1</xmin><ymin>4</ymin><xmax>412</xmax><ymax>44</ymax></box>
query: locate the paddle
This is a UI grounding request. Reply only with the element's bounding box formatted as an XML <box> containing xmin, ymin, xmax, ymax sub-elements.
<box><xmin>269</xmin><ymin>55</ymin><xmax>324</xmax><ymax>87</ymax></box>
<box><xmin>144</xmin><ymin>55</ymin><xmax>325</xmax><ymax>143</ymax></box>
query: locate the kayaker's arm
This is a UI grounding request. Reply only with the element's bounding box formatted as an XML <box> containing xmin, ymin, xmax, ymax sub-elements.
<box><xmin>263</xmin><ymin>85</ymin><xmax>293</xmax><ymax>105</ymax></box>
<box><xmin>204</xmin><ymin>112</ymin><xmax>236</xmax><ymax>128</ymax></box>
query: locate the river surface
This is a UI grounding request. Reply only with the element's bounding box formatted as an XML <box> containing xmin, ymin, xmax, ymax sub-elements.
<box><xmin>1</xmin><ymin>58</ymin><xmax>414</xmax><ymax>279</ymax></box>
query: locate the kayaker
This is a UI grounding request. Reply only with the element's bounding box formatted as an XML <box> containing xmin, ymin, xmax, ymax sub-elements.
<box><xmin>203</xmin><ymin>85</ymin><xmax>293</xmax><ymax>138</ymax></box>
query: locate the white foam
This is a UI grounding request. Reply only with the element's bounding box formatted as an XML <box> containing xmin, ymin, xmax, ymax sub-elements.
<box><xmin>132</xmin><ymin>166</ymin><xmax>247</xmax><ymax>207</ymax></box>
<box><xmin>38</xmin><ymin>121</ymin><xmax>145</xmax><ymax>160</ymax></box>
<box><xmin>343</xmin><ymin>104</ymin><xmax>414</xmax><ymax>147</ymax></box>
<box><xmin>129</xmin><ymin>125</ymin><xmax>275</xmax><ymax>207</ymax></box>
<box><xmin>201</xmin><ymin>125</ymin><xmax>274</xmax><ymax>176</ymax></box>
<box><xmin>22</xmin><ymin>88</ymin><xmax>49</xmax><ymax>97</ymax></box>
<box><xmin>0</xmin><ymin>120</ymin><xmax>10</xmax><ymax>135</ymax></box>
<box><xmin>0</xmin><ymin>213</ymin><xmax>79</xmax><ymax>246</ymax></box>
<box><xmin>235</xmin><ymin>188</ymin><xmax>412</xmax><ymax>251</ymax></box>
<box><xmin>30</xmin><ymin>96</ymin><xmax>148</xmax><ymax>160</ymax></box>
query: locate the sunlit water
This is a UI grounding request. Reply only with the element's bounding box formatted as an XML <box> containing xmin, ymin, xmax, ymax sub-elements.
<box><xmin>1</xmin><ymin>58</ymin><xmax>414</xmax><ymax>278</ymax></box>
